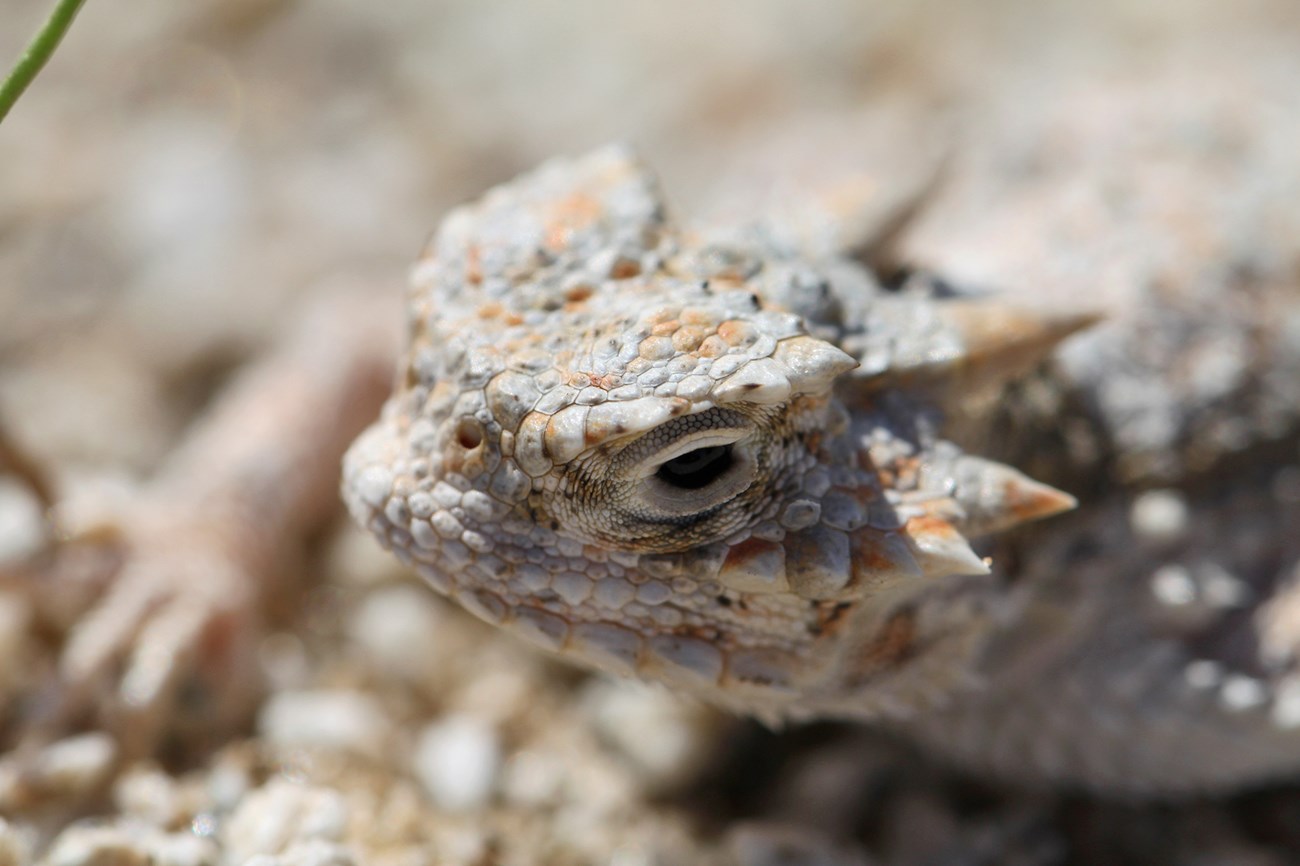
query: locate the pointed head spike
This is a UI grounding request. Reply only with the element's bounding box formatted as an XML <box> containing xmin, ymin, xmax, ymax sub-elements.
<box><xmin>772</xmin><ymin>336</ymin><xmax>859</xmax><ymax>395</ymax></box>
<box><xmin>949</xmin><ymin>455</ymin><xmax>1078</xmax><ymax>537</ymax></box>
<box><xmin>937</xmin><ymin>300</ymin><xmax>1103</xmax><ymax>392</ymax></box>
<box><xmin>900</xmin><ymin>515</ymin><xmax>991</xmax><ymax>579</ymax></box>
<box><xmin>998</xmin><ymin>476</ymin><xmax>1077</xmax><ymax>526</ymax></box>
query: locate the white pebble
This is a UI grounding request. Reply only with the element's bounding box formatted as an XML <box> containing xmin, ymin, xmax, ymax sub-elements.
<box><xmin>0</xmin><ymin>480</ymin><xmax>45</xmax><ymax>565</ymax></box>
<box><xmin>258</xmin><ymin>691</ymin><xmax>392</xmax><ymax>759</ymax></box>
<box><xmin>1221</xmin><ymin>675</ymin><xmax>1267</xmax><ymax>711</ymax></box>
<box><xmin>1129</xmin><ymin>489</ymin><xmax>1189</xmax><ymax>541</ymax></box>
<box><xmin>500</xmin><ymin>750</ymin><xmax>565</xmax><ymax>807</ymax></box>
<box><xmin>1150</xmin><ymin>564</ymin><xmax>1195</xmax><ymax>606</ymax></box>
<box><xmin>583</xmin><ymin>679</ymin><xmax>716</xmax><ymax>792</ymax></box>
<box><xmin>44</xmin><ymin>824</ymin><xmax>218</xmax><ymax>866</ymax></box>
<box><xmin>222</xmin><ymin>779</ymin><xmax>349</xmax><ymax>863</ymax></box>
<box><xmin>25</xmin><ymin>733</ymin><xmax>118</xmax><ymax>800</ymax></box>
<box><xmin>243</xmin><ymin>840</ymin><xmax>356</xmax><ymax>866</ymax></box>
<box><xmin>1271</xmin><ymin>677</ymin><xmax>1300</xmax><ymax>728</ymax></box>
<box><xmin>347</xmin><ymin>586</ymin><xmax>444</xmax><ymax>680</ymax></box>
<box><xmin>414</xmin><ymin>714</ymin><xmax>501</xmax><ymax>812</ymax></box>
<box><xmin>113</xmin><ymin>766</ymin><xmax>183</xmax><ymax>828</ymax></box>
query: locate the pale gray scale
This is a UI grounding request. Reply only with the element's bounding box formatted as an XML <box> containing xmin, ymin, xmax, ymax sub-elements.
<box><xmin>439</xmin><ymin>540</ymin><xmax>475</xmax><ymax>566</ymax></box>
<box><xmin>647</xmin><ymin>634</ymin><xmax>724</xmax><ymax>685</ymax></box>
<box><xmin>532</xmin><ymin>387</ymin><xmax>578</xmax><ymax>417</ymax></box>
<box><xmin>576</xmin><ymin>387</ymin><xmax>607</xmax><ymax>406</ymax></box>
<box><xmin>513</xmin><ymin>608</ymin><xmax>570</xmax><ymax>651</ymax></box>
<box><xmin>751</xmin><ymin>310</ymin><xmax>805</xmax><ymax>341</ymax></box>
<box><xmin>430</xmin><ymin>511</ymin><xmax>464</xmax><ymax>540</ymax></box>
<box><xmin>414</xmin><ymin>563</ymin><xmax>452</xmax><ymax>595</ymax></box>
<box><xmin>406</xmin><ymin>418</ymin><xmax>439</xmax><ymax>454</ymax></box>
<box><xmin>708</xmin><ymin>356</ymin><xmax>746</xmax><ymax>379</ymax></box>
<box><xmin>459</xmin><ymin>590</ymin><xmax>509</xmax><ymax>625</ymax></box>
<box><xmin>676</xmin><ymin>377</ymin><xmax>712</xmax><ymax>401</ymax></box>
<box><xmin>607</xmin><ymin>384</ymin><xmax>641</xmax><ymax>401</ymax></box>
<box><xmin>636</xmin><ymin>365</ymin><xmax>672</xmax><ymax>388</ymax></box>
<box><xmin>384</xmin><ymin>497</ymin><xmax>411</xmax><ymax>528</ymax></box>
<box><xmin>616</xmin><ymin>341</ymin><xmax>642</xmax><ymax>366</ymax></box>
<box><xmin>666</xmin><ymin>356</ymin><xmax>700</xmax><ymax>377</ymax></box>
<box><xmin>571</xmin><ymin>623</ymin><xmax>642</xmax><ymax>674</ymax></box>
<box><xmin>801</xmin><ymin>468</ymin><xmax>832</xmax><ymax>499</ymax></box>
<box><xmin>780</xmin><ymin>500</ymin><xmax>823</xmax><ymax>531</ymax></box>
<box><xmin>818</xmin><ymin>491</ymin><xmax>866</xmax><ymax>532</ymax></box>
<box><xmin>353</xmin><ymin>466</ymin><xmax>394</xmax><ymax>508</ymax></box>
<box><xmin>409</xmin><ymin>347</ymin><xmax>440</xmax><ymax>387</ymax></box>
<box><xmin>649</xmin><ymin>606</ymin><xmax>684</xmax><ymax>628</ymax></box>
<box><xmin>410</xmin><ymin>520</ymin><xmax>440</xmax><ymax>550</ymax></box>
<box><xmin>783</xmin><ymin>525</ymin><xmax>853</xmax><ymax>598</ymax></box>
<box><xmin>489</xmin><ymin>464</ymin><xmax>532</xmax><ymax>503</ymax></box>
<box><xmin>497</xmin><ymin>546</ymin><xmax>528</xmax><ymax>565</ymax></box>
<box><xmin>486</xmin><ymin>372</ymin><xmax>544</xmax><ymax>430</ymax></box>
<box><xmin>390</xmin><ymin>543</ymin><xmax>413</xmax><ymax>567</ymax></box>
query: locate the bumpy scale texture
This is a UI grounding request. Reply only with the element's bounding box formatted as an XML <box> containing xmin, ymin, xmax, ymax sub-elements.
<box><xmin>344</xmin><ymin>147</ymin><xmax>1077</xmax><ymax>719</ymax></box>
<box><xmin>344</xmin><ymin>147</ymin><xmax>1297</xmax><ymax>791</ymax></box>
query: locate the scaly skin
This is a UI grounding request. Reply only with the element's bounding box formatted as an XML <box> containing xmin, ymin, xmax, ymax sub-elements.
<box><xmin>344</xmin><ymin>146</ymin><xmax>1300</xmax><ymax>792</ymax></box>
<box><xmin>341</xmin><ymin>148</ymin><xmax>1084</xmax><ymax>730</ymax></box>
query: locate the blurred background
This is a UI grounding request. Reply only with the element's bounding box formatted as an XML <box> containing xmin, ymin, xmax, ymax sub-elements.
<box><xmin>2</xmin><ymin>2</ymin><xmax>1300</xmax><ymax>864</ymax></box>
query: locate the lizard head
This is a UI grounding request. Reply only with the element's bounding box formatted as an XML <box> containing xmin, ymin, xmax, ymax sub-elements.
<box><xmin>344</xmin><ymin>146</ymin><xmax>1084</xmax><ymax>719</ymax></box>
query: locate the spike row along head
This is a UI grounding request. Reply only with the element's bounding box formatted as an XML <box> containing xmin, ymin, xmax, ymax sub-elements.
<box><xmin>343</xmin><ymin>146</ymin><xmax>1083</xmax><ymax>720</ymax></box>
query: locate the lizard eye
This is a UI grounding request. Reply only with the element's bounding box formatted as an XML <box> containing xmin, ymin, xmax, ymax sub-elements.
<box><xmin>655</xmin><ymin>444</ymin><xmax>734</xmax><ymax>489</ymax></box>
<box><xmin>635</xmin><ymin>427</ymin><xmax>755</xmax><ymax>516</ymax></box>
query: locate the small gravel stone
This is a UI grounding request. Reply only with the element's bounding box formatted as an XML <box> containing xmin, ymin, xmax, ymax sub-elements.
<box><xmin>347</xmin><ymin>585</ymin><xmax>445</xmax><ymax>680</ymax></box>
<box><xmin>243</xmin><ymin>840</ymin><xmax>357</xmax><ymax>866</ymax></box>
<box><xmin>414</xmin><ymin>714</ymin><xmax>502</xmax><ymax>812</ymax></box>
<box><xmin>113</xmin><ymin>765</ymin><xmax>185</xmax><ymax>828</ymax></box>
<box><xmin>44</xmin><ymin>823</ymin><xmax>219</xmax><ymax>866</ymax></box>
<box><xmin>0</xmin><ymin>480</ymin><xmax>44</xmax><ymax>566</ymax></box>
<box><xmin>258</xmin><ymin>691</ymin><xmax>393</xmax><ymax>760</ymax></box>
<box><xmin>583</xmin><ymin>679</ymin><xmax>719</xmax><ymax>793</ymax></box>
<box><xmin>1130</xmin><ymin>489</ymin><xmax>1190</xmax><ymax>542</ymax></box>
<box><xmin>222</xmin><ymin>780</ymin><xmax>349</xmax><ymax>864</ymax></box>
<box><xmin>0</xmin><ymin>734</ymin><xmax>118</xmax><ymax>807</ymax></box>
<box><xmin>500</xmin><ymin>750</ymin><xmax>566</xmax><ymax>807</ymax></box>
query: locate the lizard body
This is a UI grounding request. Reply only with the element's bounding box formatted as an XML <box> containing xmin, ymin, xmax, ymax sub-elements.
<box><xmin>341</xmin><ymin>146</ymin><xmax>1300</xmax><ymax>791</ymax></box>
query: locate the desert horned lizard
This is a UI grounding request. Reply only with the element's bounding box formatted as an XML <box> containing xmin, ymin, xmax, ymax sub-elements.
<box><xmin>344</xmin><ymin>146</ymin><xmax>1300</xmax><ymax>793</ymax></box>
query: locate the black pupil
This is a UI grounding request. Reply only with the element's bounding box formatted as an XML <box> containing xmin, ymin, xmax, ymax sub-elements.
<box><xmin>655</xmin><ymin>445</ymin><xmax>734</xmax><ymax>489</ymax></box>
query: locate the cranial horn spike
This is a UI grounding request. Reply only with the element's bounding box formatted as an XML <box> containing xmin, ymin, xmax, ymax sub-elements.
<box><xmin>937</xmin><ymin>300</ymin><xmax>1102</xmax><ymax>391</ymax></box>
<box><xmin>948</xmin><ymin>455</ymin><xmax>1078</xmax><ymax>537</ymax></box>
<box><xmin>772</xmin><ymin>336</ymin><xmax>859</xmax><ymax>395</ymax></box>
<box><xmin>900</xmin><ymin>515</ymin><xmax>990</xmax><ymax>579</ymax></box>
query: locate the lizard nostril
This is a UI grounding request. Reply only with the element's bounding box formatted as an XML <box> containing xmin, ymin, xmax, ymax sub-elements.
<box><xmin>456</xmin><ymin>418</ymin><xmax>484</xmax><ymax>450</ymax></box>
